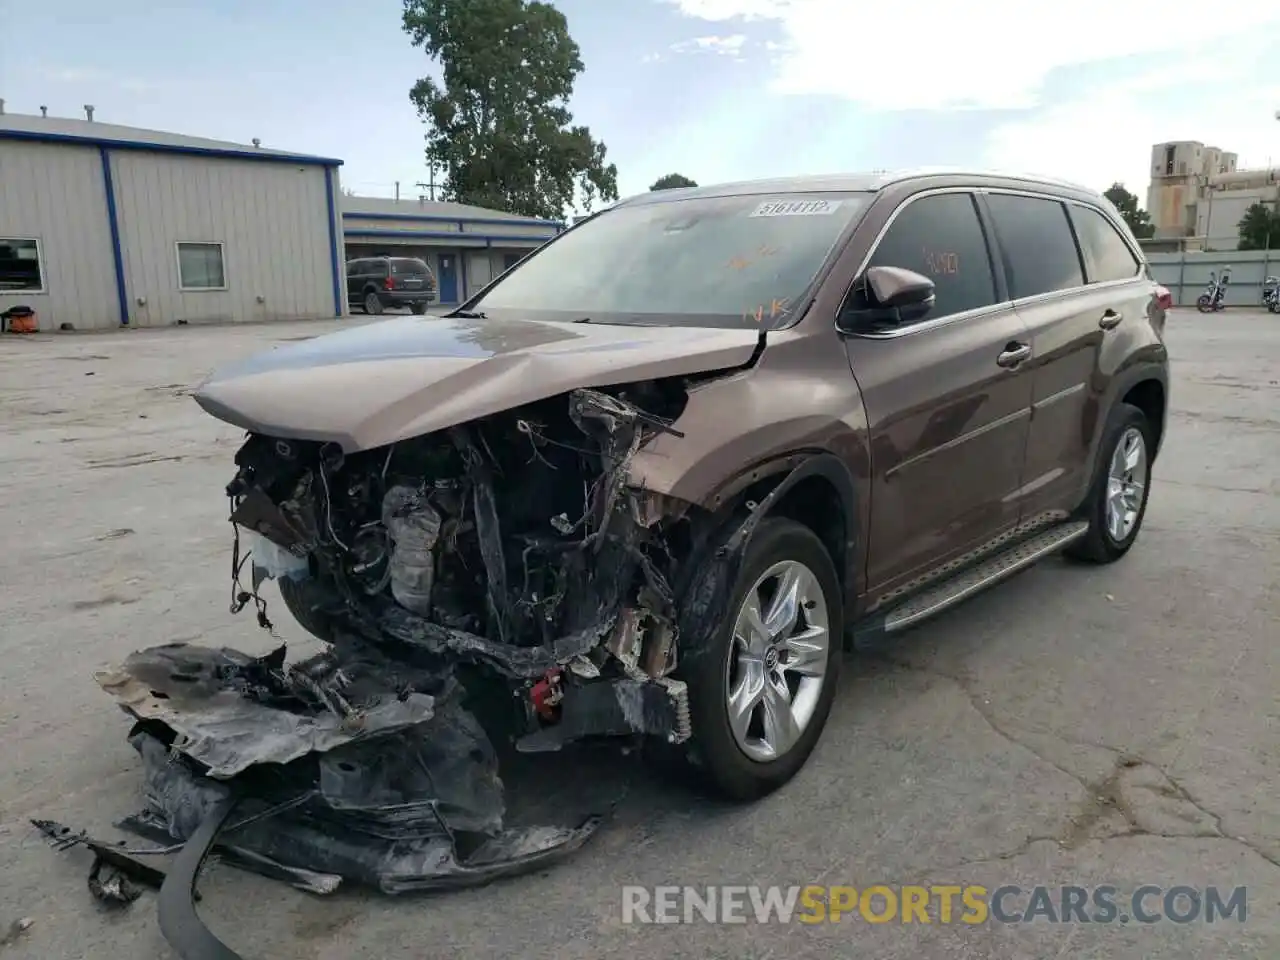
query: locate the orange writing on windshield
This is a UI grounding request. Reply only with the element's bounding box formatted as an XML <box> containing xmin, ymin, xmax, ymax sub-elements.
<box><xmin>744</xmin><ymin>298</ymin><xmax>791</xmax><ymax>324</ymax></box>
<box><xmin>727</xmin><ymin>246</ymin><xmax>780</xmax><ymax>271</ymax></box>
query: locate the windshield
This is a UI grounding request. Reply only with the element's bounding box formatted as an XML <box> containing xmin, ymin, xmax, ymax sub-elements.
<box><xmin>469</xmin><ymin>191</ymin><xmax>870</xmax><ymax>328</ymax></box>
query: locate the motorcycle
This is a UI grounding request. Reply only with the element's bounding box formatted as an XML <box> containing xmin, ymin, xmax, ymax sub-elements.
<box><xmin>1196</xmin><ymin>268</ymin><xmax>1231</xmax><ymax>312</ymax></box>
<box><xmin>1263</xmin><ymin>275</ymin><xmax>1280</xmax><ymax>314</ymax></box>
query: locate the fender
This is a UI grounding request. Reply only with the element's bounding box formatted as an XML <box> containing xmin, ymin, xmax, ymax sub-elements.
<box><xmin>716</xmin><ymin>452</ymin><xmax>862</xmax><ymax>610</ymax></box>
<box><xmin>1084</xmin><ymin>353</ymin><xmax>1169</xmax><ymax>483</ymax></box>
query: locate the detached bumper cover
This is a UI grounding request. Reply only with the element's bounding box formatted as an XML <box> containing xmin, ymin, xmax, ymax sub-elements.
<box><xmin>94</xmin><ymin>642</ymin><xmax>600</xmax><ymax>959</ymax></box>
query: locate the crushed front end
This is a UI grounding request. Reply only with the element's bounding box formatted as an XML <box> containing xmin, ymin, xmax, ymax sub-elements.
<box><xmin>94</xmin><ymin>384</ymin><xmax>729</xmax><ymax>931</ymax></box>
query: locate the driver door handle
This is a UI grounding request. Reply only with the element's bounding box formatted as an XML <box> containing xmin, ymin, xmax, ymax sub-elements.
<box><xmin>996</xmin><ymin>342</ymin><xmax>1031</xmax><ymax>368</ymax></box>
<box><xmin>1099</xmin><ymin>309</ymin><xmax>1123</xmax><ymax>330</ymax></box>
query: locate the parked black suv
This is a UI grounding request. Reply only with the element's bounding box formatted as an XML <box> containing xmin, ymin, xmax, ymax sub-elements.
<box><xmin>346</xmin><ymin>257</ymin><xmax>437</xmax><ymax>315</ymax></box>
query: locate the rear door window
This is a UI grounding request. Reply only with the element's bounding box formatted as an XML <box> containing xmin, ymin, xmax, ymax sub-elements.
<box><xmin>369</xmin><ymin>260</ymin><xmax>388</xmax><ymax>278</ymax></box>
<box><xmin>985</xmin><ymin>194</ymin><xmax>1084</xmax><ymax>299</ymax></box>
<box><xmin>1069</xmin><ymin>205</ymin><xmax>1142</xmax><ymax>284</ymax></box>
<box><xmin>865</xmin><ymin>192</ymin><xmax>998</xmax><ymax>319</ymax></box>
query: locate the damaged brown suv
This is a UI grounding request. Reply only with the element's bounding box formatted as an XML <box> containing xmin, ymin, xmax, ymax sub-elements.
<box><xmin>98</xmin><ymin>172</ymin><xmax>1168</xmax><ymax>915</ymax></box>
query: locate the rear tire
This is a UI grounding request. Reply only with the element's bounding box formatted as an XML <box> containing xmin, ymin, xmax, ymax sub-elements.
<box><xmin>676</xmin><ymin>517</ymin><xmax>843</xmax><ymax>801</ymax></box>
<box><xmin>410</xmin><ymin>303</ymin><xmax>428</xmax><ymax>315</ymax></box>
<box><xmin>1065</xmin><ymin>402</ymin><xmax>1153</xmax><ymax>564</ymax></box>
<box><xmin>364</xmin><ymin>291</ymin><xmax>385</xmax><ymax>315</ymax></box>
<box><xmin>1196</xmin><ymin>294</ymin><xmax>1212</xmax><ymax>313</ymax></box>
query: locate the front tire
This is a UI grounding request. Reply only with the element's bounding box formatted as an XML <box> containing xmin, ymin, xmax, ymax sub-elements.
<box><xmin>277</xmin><ymin>576</ymin><xmax>336</xmax><ymax>642</ymax></box>
<box><xmin>1065</xmin><ymin>402</ymin><xmax>1154</xmax><ymax>564</ymax></box>
<box><xmin>410</xmin><ymin>303</ymin><xmax>428</xmax><ymax>316</ymax></box>
<box><xmin>1196</xmin><ymin>294</ymin><xmax>1213</xmax><ymax>313</ymax></box>
<box><xmin>677</xmin><ymin>517</ymin><xmax>843</xmax><ymax>801</ymax></box>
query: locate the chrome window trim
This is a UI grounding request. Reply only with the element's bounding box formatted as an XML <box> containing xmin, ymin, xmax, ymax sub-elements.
<box><xmin>841</xmin><ymin>184</ymin><xmax>1151</xmax><ymax>340</ymax></box>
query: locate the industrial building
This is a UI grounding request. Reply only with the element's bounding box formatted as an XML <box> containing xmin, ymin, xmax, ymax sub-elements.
<box><xmin>0</xmin><ymin>107</ymin><xmax>345</xmax><ymax>331</ymax></box>
<box><xmin>340</xmin><ymin>196</ymin><xmax>562</xmax><ymax>305</ymax></box>
<box><xmin>1146</xmin><ymin>139</ymin><xmax>1280</xmax><ymax>250</ymax></box>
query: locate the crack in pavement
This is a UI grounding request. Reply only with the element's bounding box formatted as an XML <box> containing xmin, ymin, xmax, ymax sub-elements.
<box><xmin>859</xmin><ymin>652</ymin><xmax>1280</xmax><ymax>876</ymax></box>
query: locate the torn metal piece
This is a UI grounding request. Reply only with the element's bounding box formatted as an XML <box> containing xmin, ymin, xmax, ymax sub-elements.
<box><xmin>640</xmin><ymin>614</ymin><xmax>677</xmax><ymax>678</ymax></box>
<box><xmin>515</xmin><ymin>676</ymin><xmax>691</xmax><ymax>753</ymax></box>
<box><xmin>449</xmin><ymin>424</ymin><xmax>514</xmax><ymax>643</ymax></box>
<box><xmin>605</xmin><ymin>607</ymin><xmax>645</xmax><ymax>672</ymax></box>
<box><xmin>375</xmin><ymin>602</ymin><xmax>618</xmax><ymax>679</ymax></box>
<box><xmin>227</xmin><ymin>487</ymin><xmax>311</xmax><ymax>553</ymax></box>
<box><xmin>117</xmin><ymin>811</ymin><xmax>342</xmax><ymax>897</ymax></box>
<box><xmin>89</xmin><ymin>856</ymin><xmax>144</xmax><ymax>906</ymax></box>
<box><xmin>95</xmin><ymin>643</ymin><xmax>442</xmax><ymax>778</ymax></box>
<box><xmin>31</xmin><ymin>818</ymin><xmax>169</xmax><ymax>904</ymax></box>
<box><xmin>118</xmin><ymin>670</ymin><xmax>600</xmax><ymax>895</ymax></box>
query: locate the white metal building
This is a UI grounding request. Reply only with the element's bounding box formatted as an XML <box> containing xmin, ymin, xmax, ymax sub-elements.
<box><xmin>0</xmin><ymin>109</ymin><xmax>345</xmax><ymax>330</ymax></box>
<box><xmin>341</xmin><ymin>196</ymin><xmax>562</xmax><ymax>305</ymax></box>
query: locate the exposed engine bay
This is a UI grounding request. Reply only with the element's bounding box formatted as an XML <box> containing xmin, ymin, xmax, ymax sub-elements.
<box><xmin>87</xmin><ymin>382</ymin><xmax>768</xmax><ymax>951</ymax></box>
<box><xmin>224</xmin><ymin>385</ymin><xmax>695</xmax><ymax>701</ymax></box>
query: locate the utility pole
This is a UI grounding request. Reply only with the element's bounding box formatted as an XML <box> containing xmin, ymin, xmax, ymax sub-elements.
<box><xmin>414</xmin><ymin>163</ymin><xmax>441</xmax><ymax>202</ymax></box>
<box><xmin>394</xmin><ymin>181</ymin><xmax>400</xmax><ymax>202</ymax></box>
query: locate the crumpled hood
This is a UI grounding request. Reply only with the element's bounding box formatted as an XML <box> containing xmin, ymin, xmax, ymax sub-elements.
<box><xmin>194</xmin><ymin>314</ymin><xmax>762</xmax><ymax>451</ymax></box>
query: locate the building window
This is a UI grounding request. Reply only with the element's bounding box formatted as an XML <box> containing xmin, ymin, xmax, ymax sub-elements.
<box><xmin>1164</xmin><ymin>146</ymin><xmax>1176</xmax><ymax>176</ymax></box>
<box><xmin>176</xmin><ymin>242</ymin><xmax>227</xmax><ymax>290</ymax></box>
<box><xmin>0</xmin><ymin>237</ymin><xmax>46</xmax><ymax>293</ymax></box>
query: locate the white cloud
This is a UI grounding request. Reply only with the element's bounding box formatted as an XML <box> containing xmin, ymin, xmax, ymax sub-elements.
<box><xmin>982</xmin><ymin>41</ymin><xmax>1280</xmax><ymax>195</ymax></box>
<box><xmin>663</xmin><ymin>0</ymin><xmax>1280</xmax><ymax>111</ymax></box>
<box><xmin>669</xmin><ymin>33</ymin><xmax>748</xmax><ymax>58</ymax></box>
<box><xmin>664</xmin><ymin>0</ymin><xmax>1280</xmax><ymax>201</ymax></box>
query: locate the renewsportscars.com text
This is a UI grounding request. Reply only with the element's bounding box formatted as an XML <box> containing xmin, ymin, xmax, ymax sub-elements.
<box><xmin>621</xmin><ymin>884</ymin><xmax>1248</xmax><ymax>925</ymax></box>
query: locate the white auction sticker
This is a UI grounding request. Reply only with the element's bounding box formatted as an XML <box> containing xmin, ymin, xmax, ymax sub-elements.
<box><xmin>749</xmin><ymin>198</ymin><xmax>843</xmax><ymax>218</ymax></box>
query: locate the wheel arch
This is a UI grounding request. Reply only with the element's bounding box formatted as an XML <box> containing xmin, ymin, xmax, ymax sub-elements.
<box><xmin>698</xmin><ymin>452</ymin><xmax>860</xmax><ymax>613</ymax></box>
<box><xmin>1080</xmin><ymin>357</ymin><xmax>1167</xmax><ymax>482</ymax></box>
<box><xmin>1120</xmin><ymin>377</ymin><xmax>1166</xmax><ymax>459</ymax></box>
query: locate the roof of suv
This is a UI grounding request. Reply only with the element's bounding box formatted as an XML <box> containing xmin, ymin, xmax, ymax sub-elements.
<box><xmin>618</xmin><ymin>169</ymin><xmax>1100</xmax><ymax>207</ymax></box>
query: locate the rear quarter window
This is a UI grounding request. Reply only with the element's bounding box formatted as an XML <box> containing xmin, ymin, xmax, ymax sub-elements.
<box><xmin>1069</xmin><ymin>205</ymin><xmax>1142</xmax><ymax>284</ymax></box>
<box><xmin>985</xmin><ymin>193</ymin><xmax>1084</xmax><ymax>299</ymax></box>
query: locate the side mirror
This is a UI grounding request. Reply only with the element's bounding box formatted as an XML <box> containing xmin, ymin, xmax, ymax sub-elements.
<box><xmin>837</xmin><ymin>265</ymin><xmax>936</xmax><ymax>333</ymax></box>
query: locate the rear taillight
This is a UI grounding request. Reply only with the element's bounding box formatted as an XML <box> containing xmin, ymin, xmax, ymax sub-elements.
<box><xmin>385</xmin><ymin>275</ymin><xmax>396</xmax><ymax>290</ymax></box>
<box><xmin>1155</xmin><ymin>285</ymin><xmax>1172</xmax><ymax>311</ymax></box>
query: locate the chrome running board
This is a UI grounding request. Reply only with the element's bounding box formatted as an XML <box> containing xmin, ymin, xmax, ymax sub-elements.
<box><xmin>855</xmin><ymin>520</ymin><xmax>1089</xmax><ymax>642</ymax></box>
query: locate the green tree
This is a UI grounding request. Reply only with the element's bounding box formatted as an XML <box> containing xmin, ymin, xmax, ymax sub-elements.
<box><xmin>650</xmin><ymin>173</ymin><xmax>698</xmax><ymax>191</ymax></box>
<box><xmin>402</xmin><ymin>0</ymin><xmax>619</xmax><ymax>221</ymax></box>
<box><xmin>1236</xmin><ymin>202</ymin><xmax>1280</xmax><ymax>251</ymax></box>
<box><xmin>1103</xmin><ymin>183</ymin><xmax>1155</xmax><ymax>239</ymax></box>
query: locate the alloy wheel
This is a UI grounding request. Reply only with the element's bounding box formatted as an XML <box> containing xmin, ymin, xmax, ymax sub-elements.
<box><xmin>1105</xmin><ymin>426</ymin><xmax>1147</xmax><ymax>542</ymax></box>
<box><xmin>724</xmin><ymin>560</ymin><xmax>831</xmax><ymax>762</ymax></box>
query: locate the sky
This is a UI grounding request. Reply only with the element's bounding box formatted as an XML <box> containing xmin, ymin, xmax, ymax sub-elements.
<box><xmin>2</xmin><ymin>0</ymin><xmax>1280</xmax><ymax>210</ymax></box>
